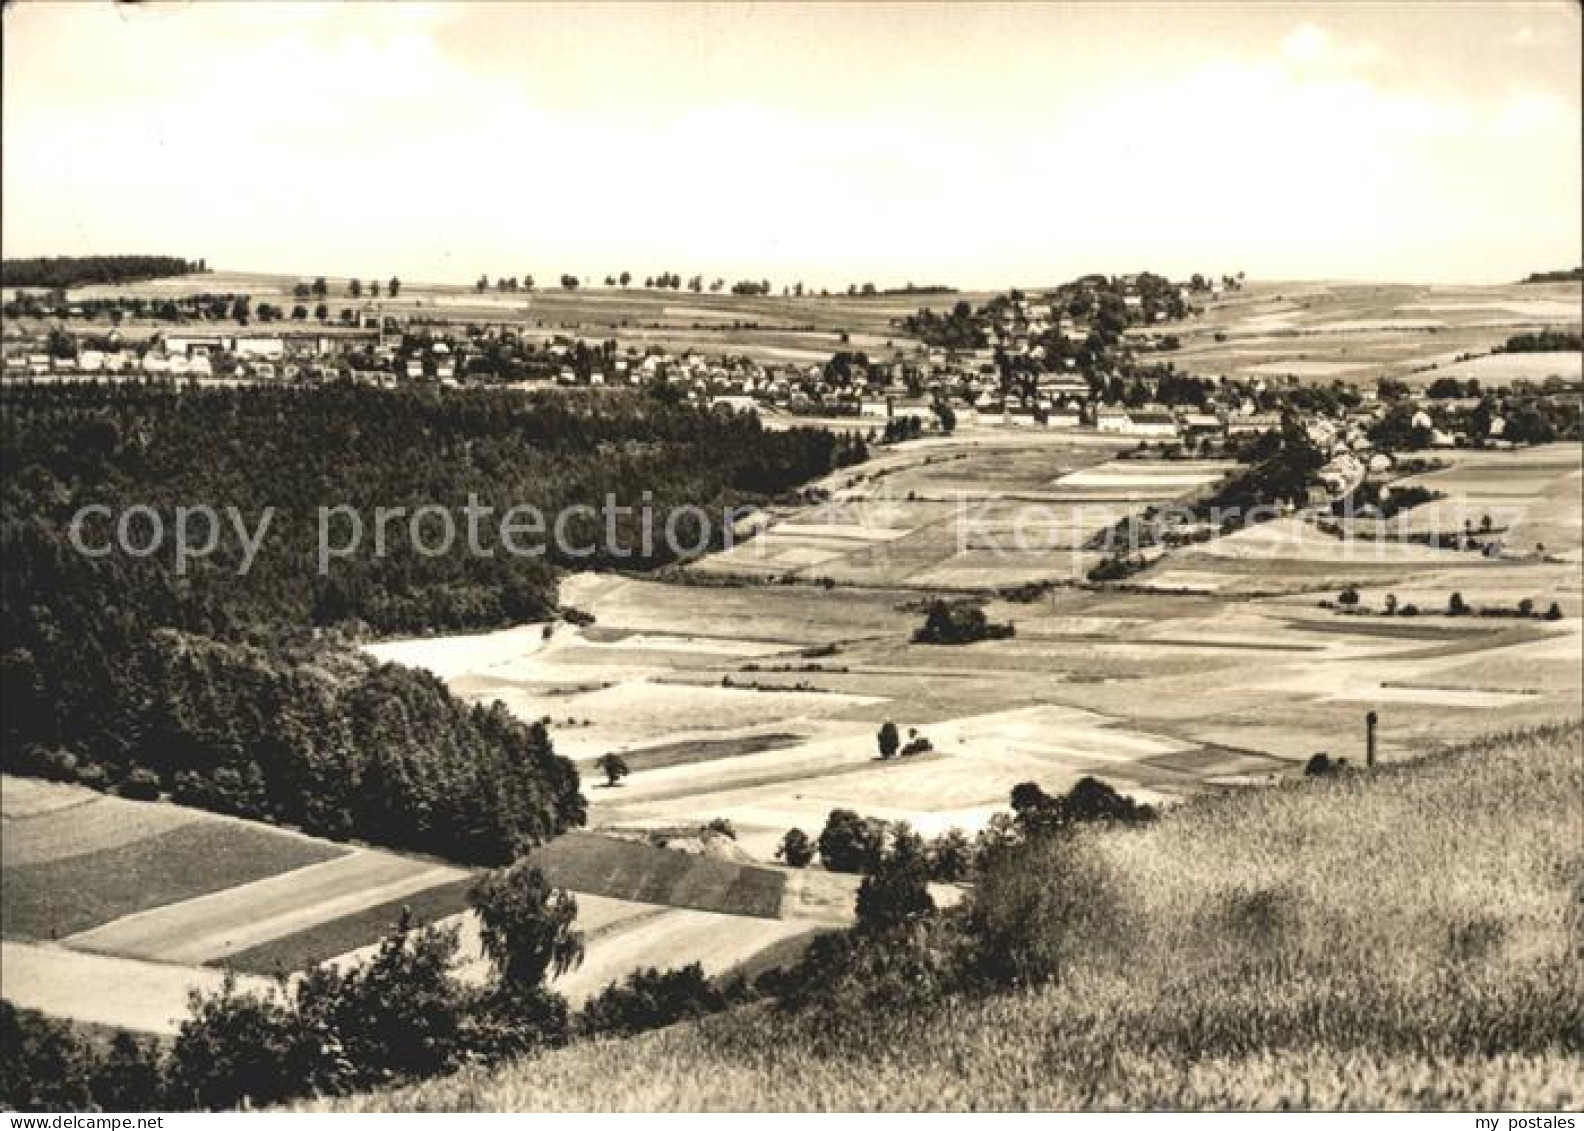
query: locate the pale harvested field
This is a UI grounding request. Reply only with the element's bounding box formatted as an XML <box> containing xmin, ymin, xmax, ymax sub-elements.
<box><xmin>364</xmin><ymin>621</ymin><xmax>553</xmax><ymax>680</ymax></box>
<box><xmin>1166</xmin><ymin>280</ymin><xmax>1579</xmax><ymax>386</ymax></box>
<box><xmin>1239</xmin><ymin>359</ymin><xmax>1370</xmax><ymax>377</ymax></box>
<box><xmin>2</xmin><ymin>777</ymin><xmax>111</xmax><ymax>821</ymax></box>
<box><xmin>0</xmin><ymin>940</ymin><xmax>278</xmax><ymax>1036</ymax></box>
<box><xmin>1199</xmin><ymin>517</ymin><xmax>1467</xmax><ymax>564</ymax></box>
<box><xmin>1422</xmin><ymin>352</ymin><xmax>1582</xmax><ymax>382</ymax></box>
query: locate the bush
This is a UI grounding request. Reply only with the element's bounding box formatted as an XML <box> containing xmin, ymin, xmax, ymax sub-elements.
<box><xmin>1013</xmin><ymin>776</ymin><xmax>1156</xmax><ymax>834</ymax></box>
<box><xmin>594</xmin><ymin>753</ymin><xmax>630</xmax><ymax>788</ymax></box>
<box><xmin>855</xmin><ymin>825</ymin><xmax>936</xmax><ymax>932</ymax></box>
<box><xmin>120</xmin><ymin>766</ymin><xmax>163</xmax><ymax>801</ymax></box>
<box><xmin>703</xmin><ymin>817</ymin><xmax>736</xmax><ymax>840</ymax></box>
<box><xmin>927</xmin><ymin>829</ymin><xmax>973</xmax><ymax>883</ymax></box>
<box><xmin>0</xmin><ymin>1000</ymin><xmax>98</xmax><ymax>1111</ymax></box>
<box><xmin>1304</xmin><ymin>752</ymin><xmax>1350</xmax><ymax>777</ymax></box>
<box><xmin>167</xmin><ymin>978</ymin><xmax>315</xmax><ymax>1109</ymax></box>
<box><xmin>1087</xmin><ymin>554</ymin><xmax>1146</xmax><ymax>583</ymax></box>
<box><xmin>818</xmin><ymin>808</ymin><xmax>886</xmax><ymax>874</ymax></box>
<box><xmin>776</xmin><ymin>827</ymin><xmax>815</xmax><ymax>868</ymax></box>
<box><xmin>776</xmin><ymin>912</ymin><xmax>965</xmax><ymax>1017</ymax></box>
<box><xmin>576</xmin><ymin>964</ymin><xmax>727</xmax><ymax>1038</ymax></box>
<box><xmin>966</xmin><ymin>830</ymin><xmax>1126</xmax><ymax>988</ymax></box>
<box><xmin>170</xmin><ymin>914</ymin><xmax>477</xmax><ymax>1106</ymax></box>
<box><xmin>912</xmin><ymin>600</ymin><xmax>1014</xmax><ymax>645</ymax></box>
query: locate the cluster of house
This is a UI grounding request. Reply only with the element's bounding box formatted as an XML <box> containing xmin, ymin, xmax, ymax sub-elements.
<box><xmin>1</xmin><ymin>329</ymin><xmax>382</xmax><ymax>382</ymax></box>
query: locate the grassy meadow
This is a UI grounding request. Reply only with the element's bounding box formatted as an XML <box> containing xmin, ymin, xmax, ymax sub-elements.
<box><xmin>319</xmin><ymin>722</ymin><xmax>1583</xmax><ymax>1111</ymax></box>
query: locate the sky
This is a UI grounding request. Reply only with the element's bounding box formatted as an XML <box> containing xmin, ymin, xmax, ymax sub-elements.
<box><xmin>3</xmin><ymin>1</ymin><xmax>1580</xmax><ymax>289</ymax></box>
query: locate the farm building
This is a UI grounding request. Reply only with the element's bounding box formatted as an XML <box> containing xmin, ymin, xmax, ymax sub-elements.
<box><xmin>1227</xmin><ymin>412</ymin><xmax>1282</xmax><ymax>437</ymax></box>
<box><xmin>164</xmin><ymin>334</ymin><xmax>230</xmax><ymax>357</ymax></box>
<box><xmin>1179</xmin><ymin>412</ymin><xmax>1224</xmax><ymax>440</ymax></box>
<box><xmin>235</xmin><ymin>335</ymin><xmax>286</xmax><ymax>360</ymax></box>
<box><xmin>1122</xmin><ymin>409</ymin><xmax>1179</xmax><ymax>438</ymax></box>
<box><xmin>1095</xmin><ymin>406</ymin><xmax>1132</xmax><ymax>433</ymax></box>
<box><xmin>711</xmin><ymin>395</ymin><xmax>759</xmax><ymax>415</ymax></box>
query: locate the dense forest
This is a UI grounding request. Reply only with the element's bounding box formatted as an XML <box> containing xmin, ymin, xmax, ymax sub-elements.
<box><xmin>0</xmin><ymin>382</ymin><xmax>865</xmax><ymax>861</ymax></box>
<box><xmin>2</xmin><ymin>255</ymin><xmax>205</xmax><ymax>289</ymax></box>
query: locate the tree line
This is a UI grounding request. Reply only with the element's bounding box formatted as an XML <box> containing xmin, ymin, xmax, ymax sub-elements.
<box><xmin>2</xmin><ymin>256</ymin><xmax>205</xmax><ymax>289</ymax></box>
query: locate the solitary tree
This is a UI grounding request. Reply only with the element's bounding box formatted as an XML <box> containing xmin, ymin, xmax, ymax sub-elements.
<box><xmin>348</xmin><ymin>278</ymin><xmax>362</xmax><ymax>298</ymax></box>
<box><xmin>817</xmin><ymin>808</ymin><xmax>884</xmax><ymax>873</ymax></box>
<box><xmin>619</xmin><ymin>271</ymin><xmax>631</xmax><ymax>288</ymax></box>
<box><xmin>388</xmin><ymin>277</ymin><xmax>401</xmax><ymax>298</ymax></box>
<box><xmin>594</xmin><ymin>753</ymin><xmax>629</xmax><ymax>787</ymax></box>
<box><xmin>776</xmin><ymin>828</ymin><xmax>815</xmax><ymax>868</ymax></box>
<box><xmin>469</xmin><ymin>862</ymin><xmax>584</xmax><ymax>988</ymax></box>
<box><xmin>877</xmin><ymin>720</ymin><xmax>900</xmax><ymax>760</ymax></box>
<box><xmin>1010</xmin><ymin>781</ymin><xmax>1051</xmax><ymax>814</ymax></box>
<box><xmin>1337</xmin><ymin>586</ymin><xmax>1360</xmax><ymax>608</ymax></box>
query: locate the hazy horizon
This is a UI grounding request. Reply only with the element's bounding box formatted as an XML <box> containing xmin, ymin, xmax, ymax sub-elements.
<box><xmin>4</xmin><ymin>1</ymin><xmax>1580</xmax><ymax>290</ymax></box>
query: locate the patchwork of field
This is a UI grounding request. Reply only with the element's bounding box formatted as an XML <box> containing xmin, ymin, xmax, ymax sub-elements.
<box><xmin>6</xmin><ymin>399</ymin><xmax>1578</xmax><ymax>1042</ymax></box>
<box><xmin>1160</xmin><ymin>280</ymin><xmax>1580</xmax><ymax>387</ymax></box>
<box><xmin>0</xmin><ymin>777</ymin><xmax>825</xmax><ymax>1032</ymax></box>
<box><xmin>1142</xmin><ymin>444</ymin><xmax>1583</xmax><ymax>599</ymax></box>
<box><xmin>691</xmin><ymin>434</ymin><xmax>1234</xmax><ymax>588</ymax></box>
<box><xmin>383</xmin><ymin>554</ymin><xmax>1576</xmax><ymax>866</ymax></box>
<box><xmin>37</xmin><ymin>271</ymin><xmax>945</xmax><ymax>365</ymax></box>
<box><xmin>347</xmin><ymin>440</ymin><xmax>1581</xmax><ymax>873</ymax></box>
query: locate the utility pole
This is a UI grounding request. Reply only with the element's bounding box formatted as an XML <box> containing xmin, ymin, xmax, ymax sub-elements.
<box><xmin>1366</xmin><ymin>710</ymin><xmax>1378</xmax><ymax>768</ymax></box>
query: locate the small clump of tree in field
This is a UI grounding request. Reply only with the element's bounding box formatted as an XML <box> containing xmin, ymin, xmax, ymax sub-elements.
<box><xmin>911</xmin><ymin>599</ymin><xmax>1014</xmax><ymax>645</ymax></box>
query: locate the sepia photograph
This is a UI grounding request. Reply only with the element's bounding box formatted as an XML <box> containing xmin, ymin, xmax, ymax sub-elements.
<box><xmin>1</xmin><ymin>0</ymin><xmax>1580</xmax><ymax>1117</ymax></box>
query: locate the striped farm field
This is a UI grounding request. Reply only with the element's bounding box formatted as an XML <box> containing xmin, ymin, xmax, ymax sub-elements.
<box><xmin>2</xmin><ymin>798</ymin><xmax>348</xmax><ymax>941</ymax></box>
<box><xmin>64</xmin><ymin>850</ymin><xmax>468</xmax><ymax>965</ymax></box>
<box><xmin>220</xmin><ymin>877</ymin><xmax>479</xmax><ymax>975</ymax></box>
<box><xmin>526</xmin><ymin>831</ymin><xmax>787</xmax><ymax>920</ymax></box>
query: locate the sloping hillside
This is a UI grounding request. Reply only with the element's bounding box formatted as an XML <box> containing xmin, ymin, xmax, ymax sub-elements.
<box><xmin>319</xmin><ymin>722</ymin><xmax>1583</xmax><ymax>1111</ymax></box>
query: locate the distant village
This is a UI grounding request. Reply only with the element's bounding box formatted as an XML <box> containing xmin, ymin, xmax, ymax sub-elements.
<box><xmin>3</xmin><ymin>270</ymin><xmax>1577</xmax><ymax>473</ymax></box>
